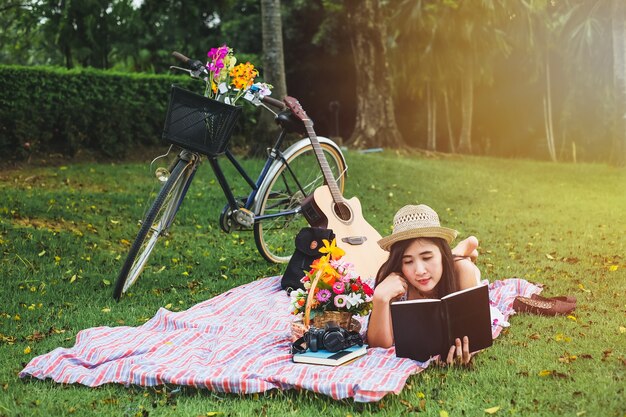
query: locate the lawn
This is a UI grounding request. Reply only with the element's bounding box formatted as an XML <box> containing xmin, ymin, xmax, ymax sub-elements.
<box><xmin>0</xmin><ymin>150</ymin><xmax>624</xmax><ymax>416</ymax></box>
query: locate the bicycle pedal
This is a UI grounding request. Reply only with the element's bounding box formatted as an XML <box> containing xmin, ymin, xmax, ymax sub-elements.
<box><xmin>233</xmin><ymin>208</ymin><xmax>254</xmax><ymax>228</ymax></box>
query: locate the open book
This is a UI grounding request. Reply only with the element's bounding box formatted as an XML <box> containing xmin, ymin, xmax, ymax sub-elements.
<box><xmin>390</xmin><ymin>284</ymin><xmax>492</xmax><ymax>362</ymax></box>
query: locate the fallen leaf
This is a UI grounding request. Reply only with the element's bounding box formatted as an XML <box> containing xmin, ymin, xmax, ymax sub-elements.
<box><xmin>485</xmin><ymin>406</ymin><xmax>500</xmax><ymax>414</ymax></box>
<box><xmin>545</xmin><ymin>254</ymin><xmax>555</xmax><ymax>260</ymax></box>
<box><xmin>608</xmin><ymin>265</ymin><xmax>619</xmax><ymax>272</ymax></box>
<box><xmin>538</xmin><ymin>369</ymin><xmax>552</xmax><ymax>377</ymax></box>
<box><xmin>101</xmin><ymin>307</ymin><xmax>111</xmax><ymax>313</ymax></box>
<box><xmin>567</xmin><ymin>315</ymin><xmax>577</xmax><ymax>322</ymax></box>
<box><xmin>440</xmin><ymin>411</ymin><xmax>449</xmax><ymax>417</ymax></box>
<box><xmin>24</xmin><ymin>346</ymin><xmax>31</xmax><ymax>354</ymax></box>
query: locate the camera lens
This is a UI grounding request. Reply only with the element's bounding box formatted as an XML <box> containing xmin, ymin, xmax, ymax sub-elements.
<box><xmin>322</xmin><ymin>329</ymin><xmax>345</xmax><ymax>352</ymax></box>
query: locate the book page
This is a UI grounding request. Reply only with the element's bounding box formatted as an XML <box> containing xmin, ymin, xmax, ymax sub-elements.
<box><xmin>443</xmin><ymin>284</ymin><xmax>493</xmax><ymax>354</ymax></box>
<box><xmin>441</xmin><ymin>283</ymin><xmax>488</xmax><ymax>300</ymax></box>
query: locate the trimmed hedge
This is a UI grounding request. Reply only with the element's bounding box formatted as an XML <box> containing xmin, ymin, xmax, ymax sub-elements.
<box><xmin>0</xmin><ymin>65</ymin><xmax>209</xmax><ymax>158</ymax></box>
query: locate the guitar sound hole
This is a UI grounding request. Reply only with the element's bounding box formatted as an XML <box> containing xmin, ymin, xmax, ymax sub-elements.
<box><xmin>333</xmin><ymin>202</ymin><xmax>352</xmax><ymax>222</ymax></box>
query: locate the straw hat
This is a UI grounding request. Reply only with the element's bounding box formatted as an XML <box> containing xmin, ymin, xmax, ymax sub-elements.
<box><xmin>378</xmin><ymin>204</ymin><xmax>458</xmax><ymax>251</ymax></box>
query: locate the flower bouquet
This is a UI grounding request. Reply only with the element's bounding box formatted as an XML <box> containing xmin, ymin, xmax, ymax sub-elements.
<box><xmin>289</xmin><ymin>239</ymin><xmax>374</xmax><ymax>338</ymax></box>
<box><xmin>204</xmin><ymin>45</ymin><xmax>272</xmax><ymax>104</ymax></box>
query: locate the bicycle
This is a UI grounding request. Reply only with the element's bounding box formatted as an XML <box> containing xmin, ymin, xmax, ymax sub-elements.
<box><xmin>112</xmin><ymin>51</ymin><xmax>347</xmax><ymax>300</ymax></box>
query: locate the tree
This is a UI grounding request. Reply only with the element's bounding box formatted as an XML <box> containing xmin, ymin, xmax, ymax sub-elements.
<box><xmin>344</xmin><ymin>0</ymin><xmax>404</xmax><ymax>149</ymax></box>
<box><xmin>260</xmin><ymin>0</ymin><xmax>287</xmax><ymax>100</ymax></box>
<box><xmin>612</xmin><ymin>0</ymin><xmax>626</xmax><ymax>166</ymax></box>
<box><xmin>250</xmin><ymin>0</ymin><xmax>287</xmax><ymax>155</ymax></box>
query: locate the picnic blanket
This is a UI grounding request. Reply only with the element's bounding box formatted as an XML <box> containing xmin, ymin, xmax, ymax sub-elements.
<box><xmin>20</xmin><ymin>276</ymin><xmax>540</xmax><ymax>402</ymax></box>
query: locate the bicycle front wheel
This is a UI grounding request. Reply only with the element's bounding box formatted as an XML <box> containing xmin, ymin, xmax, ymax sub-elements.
<box><xmin>254</xmin><ymin>141</ymin><xmax>346</xmax><ymax>263</ymax></box>
<box><xmin>113</xmin><ymin>158</ymin><xmax>195</xmax><ymax>300</ymax></box>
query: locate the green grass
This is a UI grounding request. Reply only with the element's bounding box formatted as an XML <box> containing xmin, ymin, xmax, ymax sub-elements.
<box><xmin>0</xmin><ymin>151</ymin><xmax>625</xmax><ymax>416</ymax></box>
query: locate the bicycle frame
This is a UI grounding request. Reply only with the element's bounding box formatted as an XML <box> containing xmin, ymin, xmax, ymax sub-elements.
<box><xmin>204</xmin><ymin>128</ymin><xmax>306</xmax><ymax>224</ymax></box>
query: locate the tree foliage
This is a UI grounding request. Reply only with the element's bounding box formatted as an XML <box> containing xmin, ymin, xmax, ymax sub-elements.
<box><xmin>1</xmin><ymin>0</ymin><xmax>624</xmax><ymax>163</ymax></box>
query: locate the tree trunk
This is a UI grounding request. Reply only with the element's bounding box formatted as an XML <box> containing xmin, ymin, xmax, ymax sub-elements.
<box><xmin>612</xmin><ymin>0</ymin><xmax>626</xmax><ymax>166</ymax></box>
<box><xmin>345</xmin><ymin>0</ymin><xmax>404</xmax><ymax>149</ymax></box>
<box><xmin>252</xmin><ymin>0</ymin><xmax>288</xmax><ymax>155</ymax></box>
<box><xmin>426</xmin><ymin>82</ymin><xmax>437</xmax><ymax>151</ymax></box>
<box><xmin>260</xmin><ymin>0</ymin><xmax>287</xmax><ymax>99</ymax></box>
<box><xmin>457</xmin><ymin>58</ymin><xmax>473</xmax><ymax>154</ymax></box>
<box><xmin>543</xmin><ymin>57</ymin><xmax>557</xmax><ymax>162</ymax></box>
<box><xmin>443</xmin><ymin>87</ymin><xmax>455</xmax><ymax>153</ymax></box>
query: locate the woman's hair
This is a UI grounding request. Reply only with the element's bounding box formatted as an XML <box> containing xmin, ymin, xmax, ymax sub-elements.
<box><xmin>375</xmin><ymin>237</ymin><xmax>458</xmax><ymax>298</ymax></box>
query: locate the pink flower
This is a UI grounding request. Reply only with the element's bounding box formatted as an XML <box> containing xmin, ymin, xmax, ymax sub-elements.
<box><xmin>333</xmin><ymin>295</ymin><xmax>347</xmax><ymax>308</ymax></box>
<box><xmin>332</xmin><ymin>282</ymin><xmax>345</xmax><ymax>294</ymax></box>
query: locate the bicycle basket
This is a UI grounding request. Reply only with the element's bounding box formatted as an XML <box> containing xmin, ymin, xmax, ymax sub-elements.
<box><xmin>162</xmin><ymin>86</ymin><xmax>242</xmax><ymax>156</ymax></box>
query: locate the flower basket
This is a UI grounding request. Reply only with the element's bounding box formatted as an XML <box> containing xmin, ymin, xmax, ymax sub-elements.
<box><xmin>289</xmin><ymin>253</ymin><xmax>366</xmax><ymax>341</ymax></box>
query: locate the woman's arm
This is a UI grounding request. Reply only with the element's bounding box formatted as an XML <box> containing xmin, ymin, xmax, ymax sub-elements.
<box><xmin>366</xmin><ymin>273</ymin><xmax>407</xmax><ymax>348</ymax></box>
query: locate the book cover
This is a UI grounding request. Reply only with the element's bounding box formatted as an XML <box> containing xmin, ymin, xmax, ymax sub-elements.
<box><xmin>390</xmin><ymin>284</ymin><xmax>492</xmax><ymax>362</ymax></box>
<box><xmin>292</xmin><ymin>344</ymin><xmax>367</xmax><ymax>366</ymax></box>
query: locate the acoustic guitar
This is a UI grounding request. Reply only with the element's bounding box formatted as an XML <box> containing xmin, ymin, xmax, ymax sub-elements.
<box><xmin>283</xmin><ymin>97</ymin><xmax>389</xmax><ymax>280</ymax></box>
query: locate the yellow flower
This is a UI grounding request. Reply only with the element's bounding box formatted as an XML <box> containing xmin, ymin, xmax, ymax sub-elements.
<box><xmin>319</xmin><ymin>238</ymin><xmax>345</xmax><ymax>260</ymax></box>
<box><xmin>310</xmin><ymin>254</ymin><xmax>340</xmax><ymax>282</ymax></box>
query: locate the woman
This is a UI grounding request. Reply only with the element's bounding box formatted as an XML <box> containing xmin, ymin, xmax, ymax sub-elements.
<box><xmin>367</xmin><ymin>204</ymin><xmax>481</xmax><ymax>366</ymax></box>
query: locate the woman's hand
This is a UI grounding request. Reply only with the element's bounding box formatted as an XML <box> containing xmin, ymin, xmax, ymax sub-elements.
<box><xmin>372</xmin><ymin>273</ymin><xmax>408</xmax><ymax>303</ymax></box>
<box><xmin>438</xmin><ymin>336</ymin><xmax>473</xmax><ymax>367</ymax></box>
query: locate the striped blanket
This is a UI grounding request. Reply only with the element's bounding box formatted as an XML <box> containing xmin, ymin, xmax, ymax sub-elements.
<box><xmin>20</xmin><ymin>276</ymin><xmax>540</xmax><ymax>402</ymax></box>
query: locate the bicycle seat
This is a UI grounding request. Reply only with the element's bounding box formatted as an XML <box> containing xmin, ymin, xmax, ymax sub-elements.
<box><xmin>275</xmin><ymin>110</ymin><xmax>306</xmax><ymax>134</ymax></box>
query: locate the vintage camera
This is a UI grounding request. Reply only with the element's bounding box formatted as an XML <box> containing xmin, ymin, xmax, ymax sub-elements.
<box><xmin>304</xmin><ymin>321</ymin><xmax>363</xmax><ymax>353</ymax></box>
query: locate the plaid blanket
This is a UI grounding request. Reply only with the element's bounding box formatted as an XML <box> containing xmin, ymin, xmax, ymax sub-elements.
<box><xmin>20</xmin><ymin>276</ymin><xmax>540</xmax><ymax>402</ymax></box>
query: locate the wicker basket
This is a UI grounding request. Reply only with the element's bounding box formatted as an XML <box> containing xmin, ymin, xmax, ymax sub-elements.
<box><xmin>290</xmin><ymin>269</ymin><xmax>361</xmax><ymax>341</ymax></box>
<box><xmin>162</xmin><ymin>86</ymin><xmax>242</xmax><ymax>156</ymax></box>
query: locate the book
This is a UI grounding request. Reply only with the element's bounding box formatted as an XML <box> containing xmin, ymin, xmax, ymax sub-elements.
<box><xmin>292</xmin><ymin>344</ymin><xmax>367</xmax><ymax>366</ymax></box>
<box><xmin>390</xmin><ymin>284</ymin><xmax>493</xmax><ymax>362</ymax></box>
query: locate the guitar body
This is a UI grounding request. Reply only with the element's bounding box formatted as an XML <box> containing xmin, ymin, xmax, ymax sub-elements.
<box><xmin>281</xmin><ymin>96</ymin><xmax>388</xmax><ymax>281</ymax></box>
<box><xmin>305</xmin><ymin>185</ymin><xmax>389</xmax><ymax>281</ymax></box>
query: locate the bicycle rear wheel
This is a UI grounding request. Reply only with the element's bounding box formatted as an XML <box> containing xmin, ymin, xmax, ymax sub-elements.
<box><xmin>254</xmin><ymin>141</ymin><xmax>346</xmax><ymax>263</ymax></box>
<box><xmin>113</xmin><ymin>158</ymin><xmax>195</xmax><ymax>300</ymax></box>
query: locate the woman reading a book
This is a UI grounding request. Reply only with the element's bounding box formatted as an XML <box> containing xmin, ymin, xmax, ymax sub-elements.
<box><xmin>366</xmin><ymin>204</ymin><xmax>481</xmax><ymax>366</ymax></box>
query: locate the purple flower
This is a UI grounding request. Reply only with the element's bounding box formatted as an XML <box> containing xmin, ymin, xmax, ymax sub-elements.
<box><xmin>333</xmin><ymin>295</ymin><xmax>347</xmax><ymax>308</ymax></box>
<box><xmin>206</xmin><ymin>45</ymin><xmax>230</xmax><ymax>77</ymax></box>
<box><xmin>316</xmin><ymin>289</ymin><xmax>332</xmax><ymax>303</ymax></box>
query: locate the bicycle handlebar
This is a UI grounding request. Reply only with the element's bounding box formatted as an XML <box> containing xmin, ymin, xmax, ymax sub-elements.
<box><xmin>172</xmin><ymin>51</ymin><xmax>206</xmax><ymax>73</ymax></box>
<box><xmin>262</xmin><ymin>96</ymin><xmax>286</xmax><ymax>111</ymax></box>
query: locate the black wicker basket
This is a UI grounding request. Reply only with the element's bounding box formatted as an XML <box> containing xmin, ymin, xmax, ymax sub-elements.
<box><xmin>162</xmin><ymin>86</ymin><xmax>242</xmax><ymax>156</ymax></box>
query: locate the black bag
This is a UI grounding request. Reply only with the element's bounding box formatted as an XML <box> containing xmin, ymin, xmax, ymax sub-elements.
<box><xmin>281</xmin><ymin>227</ymin><xmax>335</xmax><ymax>294</ymax></box>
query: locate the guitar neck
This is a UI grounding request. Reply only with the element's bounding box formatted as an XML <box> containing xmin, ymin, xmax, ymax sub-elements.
<box><xmin>304</xmin><ymin>122</ymin><xmax>344</xmax><ymax>203</ymax></box>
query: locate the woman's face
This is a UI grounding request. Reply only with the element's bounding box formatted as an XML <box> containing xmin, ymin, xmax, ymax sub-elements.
<box><xmin>401</xmin><ymin>238</ymin><xmax>443</xmax><ymax>296</ymax></box>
